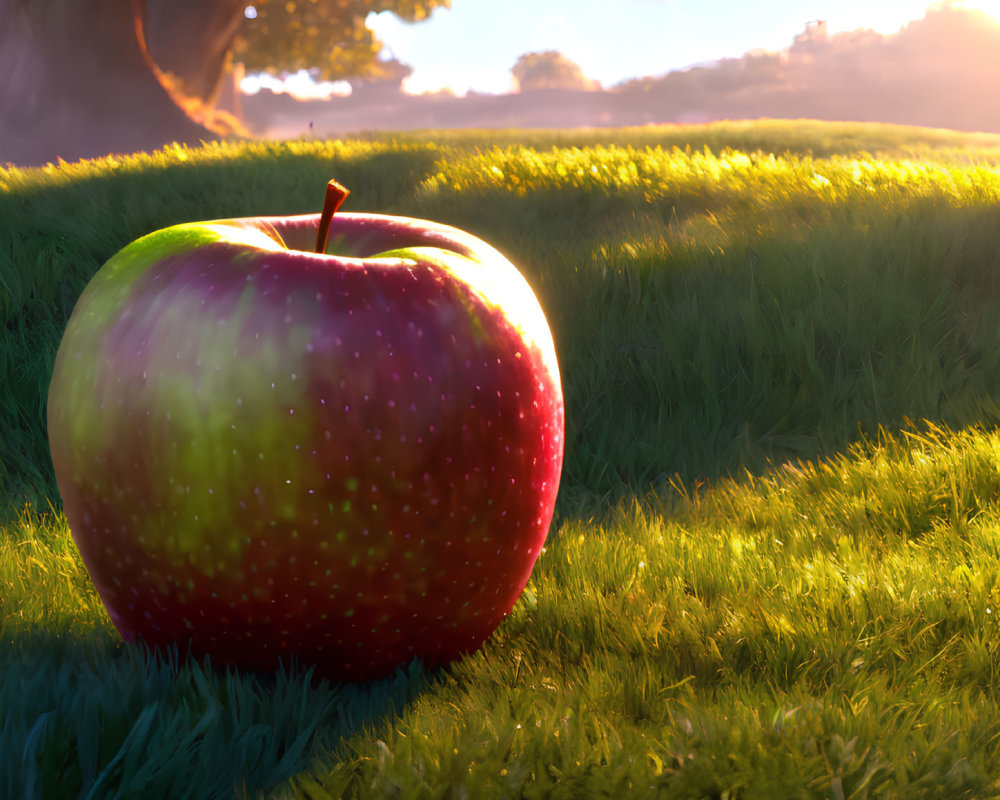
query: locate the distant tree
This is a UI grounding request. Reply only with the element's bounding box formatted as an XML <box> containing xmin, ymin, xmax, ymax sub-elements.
<box><xmin>347</xmin><ymin>58</ymin><xmax>415</xmax><ymax>98</ymax></box>
<box><xmin>511</xmin><ymin>51</ymin><xmax>600</xmax><ymax>92</ymax></box>
<box><xmin>0</xmin><ymin>0</ymin><xmax>448</xmax><ymax>166</ymax></box>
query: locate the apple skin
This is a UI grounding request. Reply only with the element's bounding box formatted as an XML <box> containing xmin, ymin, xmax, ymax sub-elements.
<box><xmin>46</xmin><ymin>210</ymin><xmax>564</xmax><ymax>682</ymax></box>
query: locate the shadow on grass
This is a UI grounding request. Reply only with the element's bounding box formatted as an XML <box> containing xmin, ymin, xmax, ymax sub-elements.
<box><xmin>2</xmin><ymin>626</ymin><xmax>438</xmax><ymax>799</ymax></box>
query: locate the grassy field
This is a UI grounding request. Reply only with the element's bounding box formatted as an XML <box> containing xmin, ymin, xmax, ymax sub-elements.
<box><xmin>4</xmin><ymin>119</ymin><xmax>1000</xmax><ymax>797</ymax></box>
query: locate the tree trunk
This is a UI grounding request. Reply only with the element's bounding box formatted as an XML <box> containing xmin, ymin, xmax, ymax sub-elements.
<box><xmin>0</xmin><ymin>0</ymin><xmax>219</xmax><ymax>167</ymax></box>
<box><xmin>145</xmin><ymin>0</ymin><xmax>248</xmax><ymax>108</ymax></box>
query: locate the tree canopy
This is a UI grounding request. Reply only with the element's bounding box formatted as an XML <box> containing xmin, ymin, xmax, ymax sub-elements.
<box><xmin>234</xmin><ymin>0</ymin><xmax>447</xmax><ymax>80</ymax></box>
<box><xmin>146</xmin><ymin>0</ymin><xmax>450</xmax><ymax>107</ymax></box>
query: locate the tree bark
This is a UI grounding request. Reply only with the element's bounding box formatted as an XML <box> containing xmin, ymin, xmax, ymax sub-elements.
<box><xmin>0</xmin><ymin>0</ymin><xmax>219</xmax><ymax>167</ymax></box>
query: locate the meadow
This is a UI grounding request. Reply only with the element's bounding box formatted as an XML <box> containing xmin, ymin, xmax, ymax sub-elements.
<box><xmin>4</xmin><ymin>118</ymin><xmax>1000</xmax><ymax>797</ymax></box>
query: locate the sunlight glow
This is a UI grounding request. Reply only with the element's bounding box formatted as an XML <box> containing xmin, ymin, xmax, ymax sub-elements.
<box><xmin>964</xmin><ymin>0</ymin><xmax>1000</xmax><ymax>21</ymax></box>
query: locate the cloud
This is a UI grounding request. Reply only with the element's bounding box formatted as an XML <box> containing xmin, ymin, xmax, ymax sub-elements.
<box><xmin>615</xmin><ymin>5</ymin><xmax>1000</xmax><ymax>132</ymax></box>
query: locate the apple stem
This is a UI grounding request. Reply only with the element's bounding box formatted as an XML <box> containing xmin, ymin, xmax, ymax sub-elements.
<box><xmin>314</xmin><ymin>179</ymin><xmax>350</xmax><ymax>254</ymax></box>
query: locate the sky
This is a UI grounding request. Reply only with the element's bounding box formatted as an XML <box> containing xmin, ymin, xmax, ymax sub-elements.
<box><xmin>361</xmin><ymin>0</ymin><xmax>1000</xmax><ymax>95</ymax></box>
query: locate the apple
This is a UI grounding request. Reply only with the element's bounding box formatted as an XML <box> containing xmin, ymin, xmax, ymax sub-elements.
<box><xmin>46</xmin><ymin>180</ymin><xmax>564</xmax><ymax>682</ymax></box>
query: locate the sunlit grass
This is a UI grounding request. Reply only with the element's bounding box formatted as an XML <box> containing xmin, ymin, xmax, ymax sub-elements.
<box><xmin>361</xmin><ymin>118</ymin><xmax>1000</xmax><ymax>163</ymax></box>
<box><xmin>5</xmin><ymin>120</ymin><xmax>1000</xmax><ymax>796</ymax></box>
<box><xmin>420</xmin><ymin>143</ymin><xmax>1000</xmax><ymax>204</ymax></box>
<box><xmin>0</xmin><ymin>503</ymin><xmax>110</xmax><ymax>637</ymax></box>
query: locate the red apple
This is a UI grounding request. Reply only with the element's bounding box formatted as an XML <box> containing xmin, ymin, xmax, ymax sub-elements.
<box><xmin>47</xmin><ymin>180</ymin><xmax>564</xmax><ymax>682</ymax></box>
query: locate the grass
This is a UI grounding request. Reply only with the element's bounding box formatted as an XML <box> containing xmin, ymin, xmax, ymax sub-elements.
<box><xmin>357</xmin><ymin>118</ymin><xmax>1000</xmax><ymax>163</ymax></box>
<box><xmin>4</xmin><ymin>118</ymin><xmax>1000</xmax><ymax>796</ymax></box>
